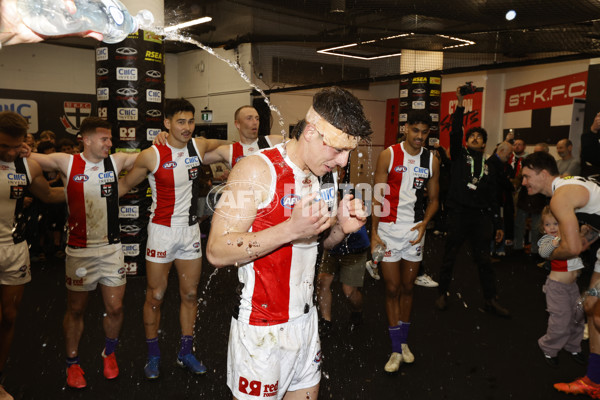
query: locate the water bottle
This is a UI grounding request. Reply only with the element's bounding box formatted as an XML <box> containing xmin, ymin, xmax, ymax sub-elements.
<box><xmin>365</xmin><ymin>242</ymin><xmax>386</xmax><ymax>281</ymax></box>
<box><xmin>17</xmin><ymin>0</ymin><xmax>154</xmax><ymax>44</ymax></box>
<box><xmin>578</xmin><ymin>283</ymin><xmax>600</xmax><ymax>309</ymax></box>
<box><xmin>372</xmin><ymin>243</ymin><xmax>386</xmax><ymax>263</ymax></box>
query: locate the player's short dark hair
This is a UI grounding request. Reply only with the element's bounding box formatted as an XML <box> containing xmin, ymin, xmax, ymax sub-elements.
<box><xmin>80</xmin><ymin>117</ymin><xmax>111</xmax><ymax>136</ymax></box>
<box><xmin>522</xmin><ymin>151</ymin><xmax>559</xmax><ymax>176</ymax></box>
<box><xmin>234</xmin><ymin>105</ymin><xmax>256</xmax><ymax>121</ymax></box>
<box><xmin>36</xmin><ymin>140</ymin><xmax>56</xmax><ymax>154</ymax></box>
<box><xmin>406</xmin><ymin>109</ymin><xmax>432</xmax><ymax>127</ymax></box>
<box><xmin>165</xmin><ymin>98</ymin><xmax>195</xmax><ymax>119</ymax></box>
<box><xmin>312</xmin><ymin>87</ymin><xmax>372</xmax><ymax>141</ymax></box>
<box><xmin>0</xmin><ymin>111</ymin><xmax>28</xmax><ymax>139</ymax></box>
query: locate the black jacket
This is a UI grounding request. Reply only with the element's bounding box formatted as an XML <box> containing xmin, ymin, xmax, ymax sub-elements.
<box><xmin>445</xmin><ymin>106</ymin><xmax>501</xmax><ymax>227</ymax></box>
<box><xmin>581</xmin><ymin>130</ymin><xmax>600</xmax><ymax>177</ymax></box>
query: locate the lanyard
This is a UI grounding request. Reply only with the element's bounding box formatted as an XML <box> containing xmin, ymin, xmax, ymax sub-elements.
<box><xmin>467</xmin><ymin>154</ymin><xmax>485</xmax><ymax>181</ymax></box>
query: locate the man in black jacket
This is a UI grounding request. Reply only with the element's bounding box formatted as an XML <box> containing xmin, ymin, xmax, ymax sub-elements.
<box><xmin>435</xmin><ymin>87</ymin><xmax>509</xmax><ymax>317</ymax></box>
<box><xmin>581</xmin><ymin>111</ymin><xmax>600</xmax><ymax>177</ymax></box>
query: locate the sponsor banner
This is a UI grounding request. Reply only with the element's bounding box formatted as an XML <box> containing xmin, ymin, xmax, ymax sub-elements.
<box><xmin>504</xmin><ymin>71</ymin><xmax>587</xmax><ymax>113</ymax></box>
<box><xmin>96</xmin><ymin>30</ymin><xmax>165</xmax><ymax>276</ymax></box>
<box><xmin>0</xmin><ymin>90</ymin><xmax>95</xmax><ymax>138</ymax></box>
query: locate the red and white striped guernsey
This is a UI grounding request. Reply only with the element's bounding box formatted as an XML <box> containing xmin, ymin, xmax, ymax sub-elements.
<box><xmin>229</xmin><ymin>136</ymin><xmax>273</xmax><ymax>168</ymax></box>
<box><xmin>234</xmin><ymin>144</ymin><xmax>332</xmax><ymax>326</ymax></box>
<box><xmin>65</xmin><ymin>154</ymin><xmax>120</xmax><ymax>248</ymax></box>
<box><xmin>0</xmin><ymin>158</ymin><xmax>32</xmax><ymax>246</ymax></box>
<box><xmin>148</xmin><ymin>140</ymin><xmax>202</xmax><ymax>227</ymax></box>
<box><xmin>380</xmin><ymin>142</ymin><xmax>432</xmax><ymax>225</ymax></box>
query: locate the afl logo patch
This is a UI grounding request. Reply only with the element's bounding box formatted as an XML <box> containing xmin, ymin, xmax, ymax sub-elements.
<box><xmin>394</xmin><ymin>165</ymin><xmax>408</xmax><ymax>173</ymax></box>
<box><xmin>73</xmin><ymin>174</ymin><xmax>89</xmax><ymax>182</ymax></box>
<box><xmin>281</xmin><ymin>194</ymin><xmax>301</xmax><ymax>209</ymax></box>
<box><xmin>162</xmin><ymin>161</ymin><xmax>177</xmax><ymax>169</ymax></box>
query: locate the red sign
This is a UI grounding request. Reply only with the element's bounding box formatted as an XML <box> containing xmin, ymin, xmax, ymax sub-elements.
<box><xmin>504</xmin><ymin>71</ymin><xmax>587</xmax><ymax>113</ymax></box>
<box><xmin>439</xmin><ymin>91</ymin><xmax>483</xmax><ymax>149</ymax></box>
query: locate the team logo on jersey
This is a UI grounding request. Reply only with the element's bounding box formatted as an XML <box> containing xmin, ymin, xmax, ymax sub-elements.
<box><xmin>413</xmin><ymin>177</ymin><xmax>425</xmax><ymax>189</ymax></box>
<box><xmin>162</xmin><ymin>161</ymin><xmax>177</xmax><ymax>169</ymax></box>
<box><xmin>73</xmin><ymin>174</ymin><xmax>89</xmax><ymax>182</ymax></box>
<box><xmin>188</xmin><ymin>167</ymin><xmax>198</xmax><ymax>180</ymax></box>
<box><xmin>281</xmin><ymin>193</ymin><xmax>301</xmax><ymax>209</ymax></box>
<box><xmin>10</xmin><ymin>186</ymin><xmax>24</xmax><ymax>199</ymax></box>
<box><xmin>394</xmin><ymin>165</ymin><xmax>408</xmax><ymax>173</ymax></box>
<box><xmin>101</xmin><ymin>183</ymin><xmax>113</xmax><ymax>197</ymax></box>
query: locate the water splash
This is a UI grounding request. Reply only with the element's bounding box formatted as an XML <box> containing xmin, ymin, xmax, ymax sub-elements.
<box><xmin>154</xmin><ymin>28</ymin><xmax>287</xmax><ymax>140</ymax></box>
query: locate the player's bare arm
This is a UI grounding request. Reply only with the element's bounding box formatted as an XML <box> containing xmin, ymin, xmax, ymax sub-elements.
<box><xmin>118</xmin><ymin>148</ymin><xmax>156</xmax><ymax>198</ymax></box>
<box><xmin>27</xmin><ymin>158</ymin><xmax>65</xmax><ymax>203</ymax></box>
<box><xmin>206</xmin><ymin>155</ymin><xmax>331</xmax><ymax>267</ymax></box>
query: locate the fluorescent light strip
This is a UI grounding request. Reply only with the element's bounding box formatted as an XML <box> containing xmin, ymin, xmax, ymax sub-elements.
<box><xmin>318</xmin><ymin>32</ymin><xmax>475</xmax><ymax>60</ymax></box>
<box><xmin>164</xmin><ymin>16</ymin><xmax>212</xmax><ymax>32</ymax></box>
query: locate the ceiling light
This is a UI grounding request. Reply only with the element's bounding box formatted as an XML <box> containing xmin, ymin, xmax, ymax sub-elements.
<box><xmin>164</xmin><ymin>17</ymin><xmax>212</xmax><ymax>32</ymax></box>
<box><xmin>505</xmin><ymin>10</ymin><xmax>516</xmax><ymax>21</ymax></box>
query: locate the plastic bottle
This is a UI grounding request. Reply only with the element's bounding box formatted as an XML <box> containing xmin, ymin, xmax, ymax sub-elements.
<box><xmin>365</xmin><ymin>242</ymin><xmax>386</xmax><ymax>281</ymax></box>
<box><xmin>17</xmin><ymin>0</ymin><xmax>154</xmax><ymax>44</ymax></box>
<box><xmin>578</xmin><ymin>282</ymin><xmax>600</xmax><ymax>309</ymax></box>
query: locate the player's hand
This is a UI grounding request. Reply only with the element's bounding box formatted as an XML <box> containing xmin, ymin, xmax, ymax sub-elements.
<box><xmin>19</xmin><ymin>143</ymin><xmax>32</xmax><ymax>158</ymax></box>
<box><xmin>288</xmin><ymin>192</ymin><xmax>331</xmax><ymax>240</ymax></box>
<box><xmin>409</xmin><ymin>221</ymin><xmax>427</xmax><ymax>245</ymax></box>
<box><xmin>1</xmin><ymin>0</ymin><xmax>103</xmax><ymax>46</ymax></box>
<box><xmin>153</xmin><ymin>131</ymin><xmax>169</xmax><ymax>145</ymax></box>
<box><xmin>336</xmin><ymin>194</ymin><xmax>366</xmax><ymax>235</ymax></box>
<box><xmin>371</xmin><ymin>233</ymin><xmax>386</xmax><ymax>255</ymax></box>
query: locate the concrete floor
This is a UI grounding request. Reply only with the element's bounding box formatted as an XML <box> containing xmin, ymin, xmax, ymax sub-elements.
<box><xmin>3</xmin><ymin>233</ymin><xmax>593</xmax><ymax>399</ymax></box>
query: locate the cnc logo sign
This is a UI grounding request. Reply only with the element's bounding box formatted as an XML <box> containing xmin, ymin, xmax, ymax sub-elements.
<box><xmin>61</xmin><ymin>102</ymin><xmax>92</xmax><ymax>135</ymax></box>
<box><xmin>96</xmin><ymin>47</ymin><xmax>108</xmax><ymax>61</ymax></box>
<box><xmin>412</xmin><ymin>100</ymin><xmax>426</xmax><ymax>109</ymax></box>
<box><xmin>0</xmin><ymin>99</ymin><xmax>38</xmax><ymax>132</ymax></box>
<box><xmin>146</xmin><ymin>89</ymin><xmax>162</xmax><ymax>103</ymax></box>
<box><xmin>505</xmin><ymin>71</ymin><xmax>588</xmax><ymax>113</ymax></box>
<box><xmin>117</xmin><ymin>108</ymin><xmax>138</xmax><ymax>121</ymax></box>
<box><xmin>122</xmin><ymin>243</ymin><xmax>140</xmax><ymax>256</ymax></box>
<box><xmin>117</xmin><ymin>67</ymin><xmax>138</xmax><ymax>81</ymax></box>
<box><xmin>146</xmin><ymin>128</ymin><xmax>160</xmax><ymax>141</ymax></box>
<box><xmin>97</xmin><ymin>87</ymin><xmax>109</xmax><ymax>101</ymax></box>
<box><xmin>119</xmin><ymin>205</ymin><xmax>139</xmax><ymax>219</ymax></box>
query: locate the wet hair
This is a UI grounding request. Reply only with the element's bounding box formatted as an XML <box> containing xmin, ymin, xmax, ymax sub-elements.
<box><xmin>465</xmin><ymin>127</ymin><xmax>487</xmax><ymax>143</ymax></box>
<box><xmin>165</xmin><ymin>98</ymin><xmax>195</xmax><ymax>119</ymax></box>
<box><xmin>311</xmin><ymin>87</ymin><xmax>372</xmax><ymax>140</ymax></box>
<box><xmin>37</xmin><ymin>140</ymin><xmax>56</xmax><ymax>154</ymax></box>
<box><xmin>234</xmin><ymin>105</ymin><xmax>256</xmax><ymax>121</ymax></box>
<box><xmin>539</xmin><ymin>205</ymin><xmax>555</xmax><ymax>233</ymax></box>
<box><xmin>0</xmin><ymin>111</ymin><xmax>28</xmax><ymax>139</ymax></box>
<box><xmin>522</xmin><ymin>151</ymin><xmax>559</xmax><ymax>176</ymax></box>
<box><xmin>291</xmin><ymin>119</ymin><xmax>307</xmax><ymax>140</ymax></box>
<box><xmin>406</xmin><ymin>109</ymin><xmax>432</xmax><ymax>127</ymax></box>
<box><xmin>79</xmin><ymin>117</ymin><xmax>111</xmax><ymax>136</ymax></box>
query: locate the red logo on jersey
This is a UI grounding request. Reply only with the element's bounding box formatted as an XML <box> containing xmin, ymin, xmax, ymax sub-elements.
<box><xmin>162</xmin><ymin>161</ymin><xmax>177</xmax><ymax>169</ymax></box>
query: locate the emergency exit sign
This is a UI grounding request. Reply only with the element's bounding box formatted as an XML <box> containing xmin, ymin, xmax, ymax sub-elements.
<box><xmin>201</xmin><ymin>110</ymin><xmax>213</xmax><ymax>122</ymax></box>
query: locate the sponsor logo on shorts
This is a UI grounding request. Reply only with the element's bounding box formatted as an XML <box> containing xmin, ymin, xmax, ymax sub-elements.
<box><xmin>146</xmin><ymin>249</ymin><xmax>167</xmax><ymax>258</ymax></box>
<box><xmin>314</xmin><ymin>350</ymin><xmax>322</xmax><ymax>363</ymax></box>
<box><xmin>66</xmin><ymin>277</ymin><xmax>84</xmax><ymax>286</ymax></box>
<box><xmin>238</xmin><ymin>377</ymin><xmax>278</xmax><ymax>397</ymax></box>
<box><xmin>193</xmin><ymin>242</ymin><xmax>200</xmax><ymax>248</ymax></box>
<box><xmin>118</xmin><ymin>267</ymin><xmax>126</xmax><ymax>274</ymax></box>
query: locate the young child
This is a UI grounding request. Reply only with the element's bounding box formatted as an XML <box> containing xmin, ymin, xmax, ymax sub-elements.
<box><xmin>537</xmin><ymin>206</ymin><xmax>586</xmax><ymax>368</ymax></box>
